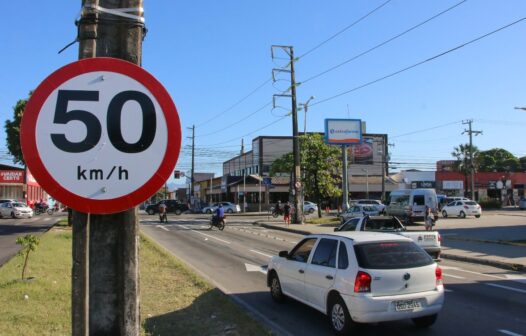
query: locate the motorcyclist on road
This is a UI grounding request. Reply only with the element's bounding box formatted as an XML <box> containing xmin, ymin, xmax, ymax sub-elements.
<box><xmin>213</xmin><ymin>204</ymin><xmax>225</xmax><ymax>225</ymax></box>
<box><xmin>158</xmin><ymin>202</ymin><xmax>167</xmax><ymax>223</ymax></box>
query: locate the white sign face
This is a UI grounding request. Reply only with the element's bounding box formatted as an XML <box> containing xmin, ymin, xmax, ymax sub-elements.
<box><xmin>35</xmin><ymin>71</ymin><xmax>167</xmax><ymax>199</ymax></box>
<box><xmin>324</xmin><ymin>119</ymin><xmax>362</xmax><ymax>144</ymax></box>
<box><xmin>443</xmin><ymin>180</ymin><xmax>464</xmax><ymax>190</ymax></box>
<box><xmin>21</xmin><ymin>58</ymin><xmax>181</xmax><ymax>214</ymax></box>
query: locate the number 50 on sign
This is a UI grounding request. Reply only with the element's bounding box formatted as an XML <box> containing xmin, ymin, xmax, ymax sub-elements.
<box><xmin>21</xmin><ymin>58</ymin><xmax>181</xmax><ymax>214</ymax></box>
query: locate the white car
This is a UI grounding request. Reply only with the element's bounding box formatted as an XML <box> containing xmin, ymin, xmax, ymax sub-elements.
<box><xmin>303</xmin><ymin>201</ymin><xmax>318</xmax><ymax>214</ymax></box>
<box><xmin>0</xmin><ymin>202</ymin><xmax>33</xmax><ymax>219</ymax></box>
<box><xmin>441</xmin><ymin>200</ymin><xmax>482</xmax><ymax>218</ymax></box>
<box><xmin>267</xmin><ymin>232</ymin><xmax>444</xmax><ymax>334</ymax></box>
<box><xmin>202</xmin><ymin>202</ymin><xmax>241</xmax><ymax>214</ymax></box>
<box><xmin>340</xmin><ymin>205</ymin><xmax>379</xmax><ymax>224</ymax></box>
<box><xmin>353</xmin><ymin>199</ymin><xmax>386</xmax><ymax>214</ymax></box>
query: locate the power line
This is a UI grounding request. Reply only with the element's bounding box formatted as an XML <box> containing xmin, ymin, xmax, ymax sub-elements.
<box><xmin>300</xmin><ymin>0</ymin><xmax>467</xmax><ymax>84</ymax></box>
<box><xmin>391</xmin><ymin>120</ymin><xmax>463</xmax><ymax>138</ymax></box>
<box><xmin>311</xmin><ymin>16</ymin><xmax>526</xmax><ymax>107</ymax></box>
<box><xmin>195</xmin><ymin>78</ymin><xmax>272</xmax><ymax>128</ymax></box>
<box><xmin>298</xmin><ymin>0</ymin><xmax>393</xmax><ymax>59</ymax></box>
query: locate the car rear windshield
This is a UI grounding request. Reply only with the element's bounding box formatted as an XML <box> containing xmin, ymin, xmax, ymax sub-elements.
<box><xmin>465</xmin><ymin>201</ymin><xmax>477</xmax><ymax>205</ymax></box>
<box><xmin>354</xmin><ymin>241</ymin><xmax>433</xmax><ymax>269</ymax></box>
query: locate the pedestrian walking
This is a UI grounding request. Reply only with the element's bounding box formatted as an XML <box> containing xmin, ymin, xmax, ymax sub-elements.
<box><xmin>283</xmin><ymin>202</ymin><xmax>291</xmax><ymax>225</ymax></box>
<box><xmin>424</xmin><ymin>205</ymin><xmax>433</xmax><ymax>231</ymax></box>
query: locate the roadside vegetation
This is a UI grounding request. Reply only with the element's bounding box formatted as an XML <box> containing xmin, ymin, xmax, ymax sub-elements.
<box><xmin>0</xmin><ymin>227</ymin><xmax>270</xmax><ymax>336</ymax></box>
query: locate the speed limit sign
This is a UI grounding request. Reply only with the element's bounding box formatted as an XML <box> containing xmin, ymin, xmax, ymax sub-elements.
<box><xmin>21</xmin><ymin>58</ymin><xmax>181</xmax><ymax>214</ymax></box>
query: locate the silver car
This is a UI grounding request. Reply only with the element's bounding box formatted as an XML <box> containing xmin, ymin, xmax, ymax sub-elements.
<box><xmin>303</xmin><ymin>201</ymin><xmax>318</xmax><ymax>214</ymax></box>
<box><xmin>0</xmin><ymin>202</ymin><xmax>33</xmax><ymax>218</ymax></box>
<box><xmin>340</xmin><ymin>205</ymin><xmax>379</xmax><ymax>224</ymax></box>
<box><xmin>202</xmin><ymin>202</ymin><xmax>241</xmax><ymax>214</ymax></box>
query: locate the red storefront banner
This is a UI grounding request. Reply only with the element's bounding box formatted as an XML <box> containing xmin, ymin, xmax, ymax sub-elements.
<box><xmin>0</xmin><ymin>170</ymin><xmax>24</xmax><ymax>183</ymax></box>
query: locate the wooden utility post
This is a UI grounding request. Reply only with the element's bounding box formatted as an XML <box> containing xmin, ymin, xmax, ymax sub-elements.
<box><xmin>74</xmin><ymin>1</ymin><xmax>144</xmax><ymax>335</ymax></box>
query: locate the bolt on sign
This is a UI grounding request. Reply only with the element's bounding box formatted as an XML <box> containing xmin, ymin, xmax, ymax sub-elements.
<box><xmin>21</xmin><ymin>58</ymin><xmax>181</xmax><ymax>214</ymax></box>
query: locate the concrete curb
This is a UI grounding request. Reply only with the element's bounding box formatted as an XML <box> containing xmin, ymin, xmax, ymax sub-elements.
<box><xmin>254</xmin><ymin>222</ymin><xmax>311</xmax><ymax>236</ymax></box>
<box><xmin>440</xmin><ymin>252</ymin><xmax>525</xmax><ymax>272</ymax></box>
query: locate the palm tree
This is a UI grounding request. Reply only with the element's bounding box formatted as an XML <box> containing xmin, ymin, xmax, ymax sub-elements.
<box><xmin>451</xmin><ymin>144</ymin><xmax>479</xmax><ymax>197</ymax></box>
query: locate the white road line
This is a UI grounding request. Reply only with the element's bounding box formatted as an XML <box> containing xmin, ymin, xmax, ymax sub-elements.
<box><xmin>498</xmin><ymin>329</ymin><xmax>524</xmax><ymax>336</ymax></box>
<box><xmin>180</xmin><ymin>225</ymin><xmax>231</xmax><ymax>245</ymax></box>
<box><xmin>443</xmin><ymin>273</ymin><xmax>465</xmax><ymax>279</ymax></box>
<box><xmin>43</xmin><ymin>217</ymin><xmax>51</xmax><ymax>221</ymax></box>
<box><xmin>444</xmin><ymin>288</ymin><xmax>454</xmax><ymax>292</ymax></box>
<box><xmin>440</xmin><ymin>266</ymin><xmax>505</xmax><ymax>280</ymax></box>
<box><xmin>486</xmin><ymin>283</ymin><xmax>526</xmax><ymax>295</ymax></box>
<box><xmin>155</xmin><ymin>225</ymin><xmax>169</xmax><ymax>232</ymax></box>
<box><xmin>250</xmin><ymin>249</ymin><xmax>273</xmax><ymax>258</ymax></box>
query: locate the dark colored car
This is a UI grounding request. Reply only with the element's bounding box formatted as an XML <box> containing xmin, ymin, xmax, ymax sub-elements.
<box><xmin>145</xmin><ymin>200</ymin><xmax>188</xmax><ymax>215</ymax></box>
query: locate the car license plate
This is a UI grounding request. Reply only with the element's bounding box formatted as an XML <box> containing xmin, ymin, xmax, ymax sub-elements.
<box><xmin>395</xmin><ymin>299</ymin><xmax>422</xmax><ymax>311</ymax></box>
<box><xmin>424</xmin><ymin>235</ymin><xmax>435</xmax><ymax>241</ymax></box>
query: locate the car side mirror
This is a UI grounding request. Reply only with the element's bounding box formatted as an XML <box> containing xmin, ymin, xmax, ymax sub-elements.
<box><xmin>278</xmin><ymin>250</ymin><xmax>289</xmax><ymax>258</ymax></box>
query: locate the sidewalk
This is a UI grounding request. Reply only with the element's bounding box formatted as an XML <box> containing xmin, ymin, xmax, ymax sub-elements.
<box><xmin>253</xmin><ymin>219</ymin><xmax>526</xmax><ymax>272</ymax></box>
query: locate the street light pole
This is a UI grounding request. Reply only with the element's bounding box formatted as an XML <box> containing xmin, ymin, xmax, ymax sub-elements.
<box><xmin>301</xmin><ymin>96</ymin><xmax>315</xmax><ymax>134</ymax></box>
<box><xmin>362</xmin><ymin>168</ymin><xmax>369</xmax><ymax>199</ymax></box>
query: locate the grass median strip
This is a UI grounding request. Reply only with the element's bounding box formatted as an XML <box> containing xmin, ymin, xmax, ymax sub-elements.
<box><xmin>0</xmin><ymin>227</ymin><xmax>270</xmax><ymax>336</ymax></box>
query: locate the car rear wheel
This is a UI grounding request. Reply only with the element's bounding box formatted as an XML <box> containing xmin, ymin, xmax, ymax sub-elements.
<box><xmin>328</xmin><ymin>295</ymin><xmax>355</xmax><ymax>335</ymax></box>
<box><xmin>459</xmin><ymin>211</ymin><xmax>466</xmax><ymax>218</ymax></box>
<box><xmin>206</xmin><ymin>209</ymin><xmax>212</xmax><ymax>214</ymax></box>
<box><xmin>308</xmin><ymin>208</ymin><xmax>315</xmax><ymax>214</ymax></box>
<box><xmin>269</xmin><ymin>272</ymin><xmax>285</xmax><ymax>303</ymax></box>
<box><xmin>175</xmin><ymin>209</ymin><xmax>182</xmax><ymax>215</ymax></box>
<box><xmin>11</xmin><ymin>212</ymin><xmax>16</xmax><ymax>219</ymax></box>
<box><xmin>412</xmin><ymin>314</ymin><xmax>438</xmax><ymax>328</ymax></box>
<box><xmin>475</xmin><ymin>214</ymin><xmax>481</xmax><ymax>218</ymax></box>
<box><xmin>227</xmin><ymin>209</ymin><xmax>233</xmax><ymax>213</ymax></box>
<box><xmin>147</xmin><ymin>209</ymin><xmax>155</xmax><ymax>215</ymax></box>
<box><xmin>441</xmin><ymin>210</ymin><xmax>448</xmax><ymax>218</ymax></box>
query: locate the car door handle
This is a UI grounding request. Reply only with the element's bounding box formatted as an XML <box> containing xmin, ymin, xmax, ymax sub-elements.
<box><xmin>326</xmin><ymin>275</ymin><xmax>334</xmax><ymax>280</ymax></box>
<box><xmin>298</xmin><ymin>269</ymin><xmax>304</xmax><ymax>274</ymax></box>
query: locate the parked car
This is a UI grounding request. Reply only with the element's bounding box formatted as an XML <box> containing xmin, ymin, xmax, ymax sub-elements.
<box><xmin>145</xmin><ymin>200</ymin><xmax>189</xmax><ymax>215</ymax></box>
<box><xmin>267</xmin><ymin>232</ymin><xmax>444</xmax><ymax>334</ymax></box>
<box><xmin>0</xmin><ymin>202</ymin><xmax>33</xmax><ymax>218</ymax></box>
<box><xmin>441</xmin><ymin>200</ymin><xmax>481</xmax><ymax>218</ymax></box>
<box><xmin>353</xmin><ymin>199</ymin><xmax>386</xmax><ymax>213</ymax></box>
<box><xmin>202</xmin><ymin>202</ymin><xmax>241</xmax><ymax>214</ymax></box>
<box><xmin>335</xmin><ymin>215</ymin><xmax>441</xmax><ymax>259</ymax></box>
<box><xmin>339</xmin><ymin>205</ymin><xmax>379</xmax><ymax>224</ymax></box>
<box><xmin>303</xmin><ymin>201</ymin><xmax>318</xmax><ymax>214</ymax></box>
<box><xmin>519</xmin><ymin>197</ymin><xmax>526</xmax><ymax>210</ymax></box>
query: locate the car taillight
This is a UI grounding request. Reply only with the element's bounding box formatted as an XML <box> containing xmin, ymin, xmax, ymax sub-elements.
<box><xmin>436</xmin><ymin>265</ymin><xmax>443</xmax><ymax>286</ymax></box>
<box><xmin>437</xmin><ymin>232</ymin><xmax>442</xmax><ymax>244</ymax></box>
<box><xmin>354</xmin><ymin>271</ymin><xmax>372</xmax><ymax>293</ymax></box>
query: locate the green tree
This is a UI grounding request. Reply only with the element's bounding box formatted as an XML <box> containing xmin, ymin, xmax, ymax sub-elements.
<box><xmin>270</xmin><ymin>133</ymin><xmax>342</xmax><ymax>218</ymax></box>
<box><xmin>5</xmin><ymin>94</ymin><xmax>31</xmax><ymax>165</ymax></box>
<box><xmin>477</xmin><ymin>148</ymin><xmax>518</xmax><ymax>172</ymax></box>
<box><xmin>451</xmin><ymin>144</ymin><xmax>479</xmax><ymax>196</ymax></box>
<box><xmin>519</xmin><ymin>156</ymin><xmax>526</xmax><ymax>171</ymax></box>
<box><xmin>16</xmin><ymin>234</ymin><xmax>40</xmax><ymax>280</ymax></box>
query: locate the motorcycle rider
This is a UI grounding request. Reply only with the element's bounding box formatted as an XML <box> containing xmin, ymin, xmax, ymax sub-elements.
<box><xmin>274</xmin><ymin>201</ymin><xmax>282</xmax><ymax>215</ymax></box>
<box><xmin>213</xmin><ymin>203</ymin><xmax>225</xmax><ymax>226</ymax></box>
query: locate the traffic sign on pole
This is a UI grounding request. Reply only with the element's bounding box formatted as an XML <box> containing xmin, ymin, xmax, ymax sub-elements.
<box><xmin>21</xmin><ymin>57</ymin><xmax>181</xmax><ymax>214</ymax></box>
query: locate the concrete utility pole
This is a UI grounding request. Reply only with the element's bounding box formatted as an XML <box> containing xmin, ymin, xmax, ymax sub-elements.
<box><xmin>271</xmin><ymin>45</ymin><xmax>303</xmax><ymax>224</ymax></box>
<box><xmin>74</xmin><ymin>1</ymin><xmax>144</xmax><ymax>335</ymax></box>
<box><xmin>462</xmin><ymin>119</ymin><xmax>482</xmax><ymax>200</ymax></box>
<box><xmin>188</xmin><ymin>125</ymin><xmax>195</xmax><ymax>201</ymax></box>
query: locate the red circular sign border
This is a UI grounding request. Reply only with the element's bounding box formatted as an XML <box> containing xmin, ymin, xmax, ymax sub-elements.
<box><xmin>21</xmin><ymin>57</ymin><xmax>181</xmax><ymax>214</ymax></box>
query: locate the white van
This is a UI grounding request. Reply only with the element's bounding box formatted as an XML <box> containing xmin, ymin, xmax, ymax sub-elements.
<box><xmin>386</xmin><ymin>189</ymin><xmax>438</xmax><ymax>224</ymax></box>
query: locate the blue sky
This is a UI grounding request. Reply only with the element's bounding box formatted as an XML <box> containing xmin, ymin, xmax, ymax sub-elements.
<box><xmin>2</xmin><ymin>1</ymin><xmax>526</xmax><ymax>184</ymax></box>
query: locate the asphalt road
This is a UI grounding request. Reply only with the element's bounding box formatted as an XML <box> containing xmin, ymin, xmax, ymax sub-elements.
<box><xmin>0</xmin><ymin>215</ymin><xmax>58</xmax><ymax>266</ymax></box>
<box><xmin>141</xmin><ymin>214</ymin><xmax>526</xmax><ymax>336</ymax></box>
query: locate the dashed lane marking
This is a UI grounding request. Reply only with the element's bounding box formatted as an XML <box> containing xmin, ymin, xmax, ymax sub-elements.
<box><xmin>498</xmin><ymin>329</ymin><xmax>524</xmax><ymax>336</ymax></box>
<box><xmin>179</xmin><ymin>225</ymin><xmax>231</xmax><ymax>245</ymax></box>
<box><xmin>486</xmin><ymin>283</ymin><xmax>526</xmax><ymax>295</ymax></box>
<box><xmin>443</xmin><ymin>273</ymin><xmax>466</xmax><ymax>279</ymax></box>
<box><xmin>156</xmin><ymin>225</ymin><xmax>169</xmax><ymax>232</ymax></box>
<box><xmin>250</xmin><ymin>249</ymin><xmax>273</xmax><ymax>258</ymax></box>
